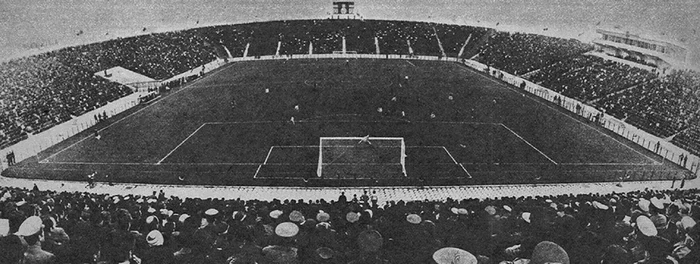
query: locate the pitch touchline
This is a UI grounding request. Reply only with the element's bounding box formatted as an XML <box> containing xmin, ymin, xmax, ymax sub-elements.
<box><xmin>500</xmin><ymin>123</ymin><xmax>559</xmax><ymax>165</ymax></box>
<box><xmin>157</xmin><ymin>123</ymin><xmax>208</xmax><ymax>164</ymax></box>
<box><xmin>39</xmin><ymin>161</ymin><xmax>662</xmax><ymax>166</ymax></box>
<box><xmin>204</xmin><ymin>120</ymin><xmax>499</xmax><ymax>125</ymax></box>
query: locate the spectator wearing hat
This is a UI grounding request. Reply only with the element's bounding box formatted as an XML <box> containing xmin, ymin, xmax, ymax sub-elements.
<box><xmin>192</xmin><ymin>208</ymin><xmax>220</xmax><ymax>262</ymax></box>
<box><xmin>41</xmin><ymin>217</ymin><xmax>69</xmax><ymax>262</ymax></box>
<box><xmin>553</xmin><ymin>206</ymin><xmax>579</xmax><ymax>249</ymax></box>
<box><xmin>17</xmin><ymin>216</ymin><xmax>55</xmax><ymax>264</ymax></box>
<box><xmin>140</xmin><ymin>230</ymin><xmax>174</xmax><ymax>264</ymax></box>
<box><xmin>360</xmin><ymin>191</ymin><xmax>370</xmax><ymax>205</ymax></box>
<box><xmin>337</xmin><ymin>192</ymin><xmax>347</xmax><ymax>204</ymax></box>
<box><xmin>100</xmin><ymin>209</ymin><xmax>137</xmax><ymax>264</ymax></box>
<box><xmin>392</xmin><ymin>214</ymin><xmax>432</xmax><ymax>264</ymax></box>
<box><xmin>0</xmin><ymin>234</ymin><xmax>25</xmax><ymax>264</ymax></box>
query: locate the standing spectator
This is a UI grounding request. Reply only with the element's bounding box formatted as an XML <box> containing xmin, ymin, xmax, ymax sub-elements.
<box><xmin>140</xmin><ymin>230</ymin><xmax>174</xmax><ymax>264</ymax></box>
<box><xmin>17</xmin><ymin>216</ymin><xmax>56</xmax><ymax>264</ymax></box>
<box><xmin>338</xmin><ymin>192</ymin><xmax>347</xmax><ymax>204</ymax></box>
<box><xmin>100</xmin><ymin>209</ymin><xmax>137</xmax><ymax>264</ymax></box>
<box><xmin>360</xmin><ymin>191</ymin><xmax>370</xmax><ymax>205</ymax></box>
<box><xmin>0</xmin><ymin>234</ymin><xmax>25</xmax><ymax>264</ymax></box>
<box><xmin>41</xmin><ymin>217</ymin><xmax>69</xmax><ymax>262</ymax></box>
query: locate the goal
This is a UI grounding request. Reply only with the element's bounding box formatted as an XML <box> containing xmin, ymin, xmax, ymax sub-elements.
<box><xmin>317</xmin><ymin>137</ymin><xmax>407</xmax><ymax>178</ymax></box>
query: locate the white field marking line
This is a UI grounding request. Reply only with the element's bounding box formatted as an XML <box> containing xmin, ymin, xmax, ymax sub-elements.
<box><xmin>40</xmin><ymin>62</ymin><xmax>237</xmax><ymax>163</ymax></box>
<box><xmin>157</xmin><ymin>123</ymin><xmax>208</xmax><ymax>164</ymax></box>
<box><xmin>263</xmin><ymin>146</ymin><xmax>275</xmax><ymax>165</ymax></box>
<box><xmin>459</xmin><ymin>162</ymin><xmax>661</xmax><ymax>166</ymax></box>
<box><xmin>40</xmin><ymin>146</ymin><xmax>449</xmax><ymax>165</ymax></box>
<box><xmin>472</xmin><ymin>67</ymin><xmax>661</xmax><ymax>165</ymax></box>
<box><xmin>500</xmin><ymin>123</ymin><xmax>559</xmax><ymax>165</ymax></box>
<box><xmin>253</xmin><ymin>146</ymin><xmax>276</xmax><ymax>179</ymax></box>
<box><xmin>204</xmin><ymin>120</ymin><xmax>500</xmax><ymax>125</ymax></box>
<box><xmin>441</xmin><ymin>146</ymin><xmax>473</xmax><ymax>178</ymax></box>
<box><xmin>405</xmin><ymin>60</ymin><xmax>417</xmax><ymax>67</ymax></box>
<box><xmin>559</xmin><ymin>162</ymin><xmax>662</xmax><ymax>166</ymax></box>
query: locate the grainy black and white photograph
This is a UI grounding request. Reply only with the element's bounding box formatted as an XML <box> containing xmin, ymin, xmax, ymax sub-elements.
<box><xmin>0</xmin><ymin>0</ymin><xmax>699</xmax><ymax>263</ymax></box>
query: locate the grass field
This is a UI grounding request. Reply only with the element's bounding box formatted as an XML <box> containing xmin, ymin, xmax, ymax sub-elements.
<box><xmin>6</xmin><ymin>58</ymin><xmax>688</xmax><ymax>186</ymax></box>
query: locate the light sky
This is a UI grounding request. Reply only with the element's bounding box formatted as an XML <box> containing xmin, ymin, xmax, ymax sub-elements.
<box><xmin>1</xmin><ymin>0</ymin><xmax>699</xmax><ymax>67</ymax></box>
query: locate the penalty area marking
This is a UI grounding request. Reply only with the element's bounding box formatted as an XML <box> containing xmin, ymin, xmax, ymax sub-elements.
<box><xmin>500</xmin><ymin>123</ymin><xmax>558</xmax><ymax>165</ymax></box>
<box><xmin>442</xmin><ymin>146</ymin><xmax>473</xmax><ymax>178</ymax></box>
<box><xmin>157</xmin><ymin>123</ymin><xmax>207</xmax><ymax>164</ymax></box>
<box><xmin>253</xmin><ymin>146</ymin><xmax>275</xmax><ymax>179</ymax></box>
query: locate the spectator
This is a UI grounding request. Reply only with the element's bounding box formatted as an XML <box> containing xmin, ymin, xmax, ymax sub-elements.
<box><xmin>17</xmin><ymin>216</ymin><xmax>56</xmax><ymax>264</ymax></box>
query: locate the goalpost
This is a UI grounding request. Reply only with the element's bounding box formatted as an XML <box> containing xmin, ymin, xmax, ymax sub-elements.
<box><xmin>317</xmin><ymin>137</ymin><xmax>407</xmax><ymax>178</ymax></box>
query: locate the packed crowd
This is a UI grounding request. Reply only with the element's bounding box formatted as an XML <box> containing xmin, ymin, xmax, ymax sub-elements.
<box><xmin>48</xmin><ymin>31</ymin><xmax>217</xmax><ymax>80</ymax></box>
<box><xmin>594</xmin><ymin>70</ymin><xmax>700</xmax><ymax>140</ymax></box>
<box><xmin>3</xmin><ymin>18</ymin><xmax>700</xmax><ymax>162</ymax></box>
<box><xmin>0</xmin><ymin>55</ymin><xmax>132</xmax><ymax>149</ymax></box>
<box><xmin>195</xmin><ymin>20</ymin><xmax>493</xmax><ymax>58</ymax></box>
<box><xmin>0</xmin><ymin>29</ymin><xmax>219</xmax><ymax>149</ymax></box>
<box><xmin>528</xmin><ymin>55</ymin><xmax>657</xmax><ymax>102</ymax></box>
<box><xmin>2</xmin><ymin>185</ymin><xmax>700</xmax><ymax>264</ymax></box>
<box><xmin>474</xmin><ymin>32</ymin><xmax>593</xmax><ymax>75</ymax></box>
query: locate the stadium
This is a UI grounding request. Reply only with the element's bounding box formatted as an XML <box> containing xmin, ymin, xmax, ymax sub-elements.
<box><xmin>1</xmin><ymin>1</ymin><xmax>700</xmax><ymax>263</ymax></box>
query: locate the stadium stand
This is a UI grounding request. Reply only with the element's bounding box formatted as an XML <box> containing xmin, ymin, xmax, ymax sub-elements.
<box><xmin>595</xmin><ymin>70</ymin><xmax>700</xmax><ymax>140</ymax></box>
<box><xmin>2</xmin><ymin>185</ymin><xmax>700</xmax><ymax>263</ymax></box>
<box><xmin>1</xmin><ymin>17</ymin><xmax>700</xmax><ymax>264</ymax></box>
<box><xmin>474</xmin><ymin>32</ymin><xmax>594</xmax><ymax>75</ymax></box>
<box><xmin>0</xmin><ymin>55</ymin><xmax>132</xmax><ymax>149</ymax></box>
<box><xmin>527</xmin><ymin>55</ymin><xmax>657</xmax><ymax>102</ymax></box>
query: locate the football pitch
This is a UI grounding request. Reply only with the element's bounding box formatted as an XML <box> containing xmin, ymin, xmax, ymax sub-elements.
<box><xmin>7</xmin><ymin>59</ymin><xmax>687</xmax><ymax>186</ymax></box>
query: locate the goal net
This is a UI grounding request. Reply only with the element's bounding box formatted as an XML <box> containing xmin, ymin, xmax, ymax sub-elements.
<box><xmin>317</xmin><ymin>137</ymin><xmax>407</xmax><ymax>178</ymax></box>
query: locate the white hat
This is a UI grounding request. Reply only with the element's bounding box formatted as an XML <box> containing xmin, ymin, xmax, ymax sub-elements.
<box><xmin>592</xmin><ymin>201</ymin><xmax>609</xmax><ymax>210</ymax></box>
<box><xmin>406</xmin><ymin>214</ymin><xmax>421</xmax><ymax>224</ymax></box>
<box><xmin>15</xmin><ymin>216</ymin><xmax>42</xmax><ymax>236</ymax></box>
<box><xmin>147</xmin><ymin>198</ymin><xmax>157</xmax><ymax>204</ymax></box>
<box><xmin>316</xmin><ymin>211</ymin><xmax>330</xmax><ymax>222</ymax></box>
<box><xmin>147</xmin><ymin>207</ymin><xmax>156</xmax><ymax>214</ymax></box>
<box><xmin>364</xmin><ymin>209</ymin><xmax>373</xmax><ymax>218</ymax></box>
<box><xmin>650</xmin><ymin>197</ymin><xmax>664</xmax><ymax>210</ymax></box>
<box><xmin>346</xmin><ymin>212</ymin><xmax>360</xmax><ymax>223</ymax></box>
<box><xmin>269</xmin><ymin>210</ymin><xmax>283</xmax><ymax>219</ymax></box>
<box><xmin>680</xmin><ymin>216</ymin><xmax>696</xmax><ymax>231</ymax></box>
<box><xmin>432</xmin><ymin>247</ymin><xmax>477</xmax><ymax>264</ymax></box>
<box><xmin>522</xmin><ymin>212</ymin><xmax>531</xmax><ymax>223</ymax></box>
<box><xmin>638</xmin><ymin>199</ymin><xmax>651</xmax><ymax>212</ymax></box>
<box><xmin>484</xmin><ymin>206</ymin><xmax>496</xmax><ymax>215</ymax></box>
<box><xmin>275</xmin><ymin>222</ymin><xmax>299</xmax><ymax>237</ymax></box>
<box><xmin>450</xmin><ymin>208</ymin><xmax>459</xmax><ymax>214</ymax></box>
<box><xmin>636</xmin><ymin>215</ymin><xmax>658</xmax><ymax>236</ymax></box>
<box><xmin>0</xmin><ymin>192</ymin><xmax>11</xmax><ymax>202</ymax></box>
<box><xmin>531</xmin><ymin>241</ymin><xmax>570</xmax><ymax>264</ymax></box>
<box><xmin>205</xmin><ymin>208</ymin><xmax>219</xmax><ymax>216</ymax></box>
<box><xmin>458</xmin><ymin>208</ymin><xmax>468</xmax><ymax>215</ymax></box>
<box><xmin>178</xmin><ymin>214</ymin><xmax>190</xmax><ymax>223</ymax></box>
<box><xmin>146</xmin><ymin>230</ymin><xmax>164</xmax><ymax>246</ymax></box>
<box><xmin>289</xmin><ymin>211</ymin><xmax>304</xmax><ymax>223</ymax></box>
<box><xmin>503</xmin><ymin>205</ymin><xmax>512</xmax><ymax>212</ymax></box>
<box><xmin>146</xmin><ymin>215</ymin><xmax>159</xmax><ymax>224</ymax></box>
